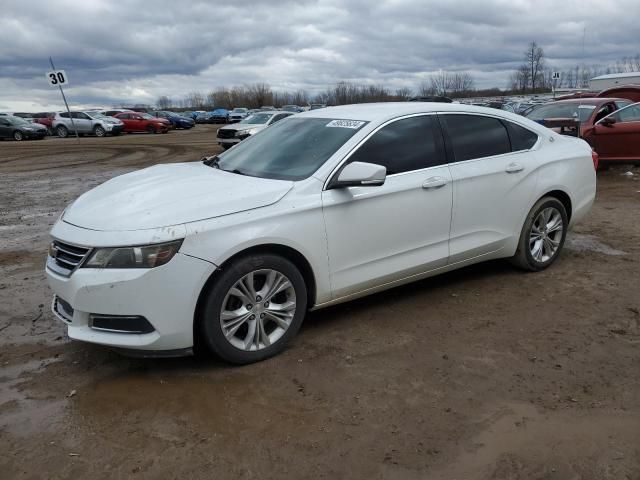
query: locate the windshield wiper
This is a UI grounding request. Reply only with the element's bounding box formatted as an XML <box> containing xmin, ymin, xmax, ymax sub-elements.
<box><xmin>202</xmin><ymin>155</ymin><xmax>220</xmax><ymax>168</ymax></box>
<box><xmin>221</xmin><ymin>168</ymin><xmax>248</xmax><ymax>176</ymax></box>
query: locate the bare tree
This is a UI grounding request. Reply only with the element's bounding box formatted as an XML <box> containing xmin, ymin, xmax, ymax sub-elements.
<box><xmin>525</xmin><ymin>41</ymin><xmax>545</xmax><ymax>91</ymax></box>
<box><xmin>156</xmin><ymin>95</ymin><xmax>172</xmax><ymax>109</ymax></box>
<box><xmin>394</xmin><ymin>87</ymin><xmax>413</xmax><ymax>100</ymax></box>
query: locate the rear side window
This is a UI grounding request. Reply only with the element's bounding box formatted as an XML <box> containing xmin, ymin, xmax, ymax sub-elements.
<box><xmin>347</xmin><ymin>115</ymin><xmax>443</xmax><ymax>175</ymax></box>
<box><xmin>505</xmin><ymin>121</ymin><xmax>538</xmax><ymax>151</ymax></box>
<box><xmin>441</xmin><ymin>114</ymin><xmax>510</xmax><ymax>162</ymax></box>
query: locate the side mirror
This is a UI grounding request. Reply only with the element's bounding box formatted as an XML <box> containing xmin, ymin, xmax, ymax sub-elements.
<box><xmin>600</xmin><ymin>116</ymin><xmax>616</xmax><ymax>127</ymax></box>
<box><xmin>331</xmin><ymin>161</ymin><xmax>386</xmax><ymax>188</ymax></box>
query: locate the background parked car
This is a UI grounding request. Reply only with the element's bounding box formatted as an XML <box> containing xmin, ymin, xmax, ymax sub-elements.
<box><xmin>581</xmin><ymin>102</ymin><xmax>640</xmax><ymax>164</ymax></box>
<box><xmin>101</xmin><ymin>109</ymin><xmax>134</xmax><ymax>117</ymax></box>
<box><xmin>281</xmin><ymin>105</ymin><xmax>304</xmax><ymax>112</ymax></box>
<box><xmin>53</xmin><ymin>111</ymin><xmax>124</xmax><ymax>138</ymax></box>
<box><xmin>31</xmin><ymin>112</ymin><xmax>56</xmax><ymax>135</ymax></box>
<box><xmin>0</xmin><ymin>115</ymin><xmax>47</xmax><ymax>140</ymax></box>
<box><xmin>114</xmin><ymin>112</ymin><xmax>171</xmax><ymax>134</ymax></box>
<box><xmin>207</xmin><ymin>108</ymin><xmax>230</xmax><ymax>123</ymax></box>
<box><xmin>149</xmin><ymin>111</ymin><xmax>195</xmax><ymax>129</ymax></box>
<box><xmin>309</xmin><ymin>103</ymin><xmax>327</xmax><ymax>110</ymax></box>
<box><xmin>216</xmin><ymin>110</ymin><xmax>293</xmax><ymax>149</ymax></box>
<box><xmin>525</xmin><ymin>98</ymin><xmax>632</xmax><ymax>137</ymax></box>
<box><xmin>228</xmin><ymin>108</ymin><xmax>249</xmax><ymax>123</ymax></box>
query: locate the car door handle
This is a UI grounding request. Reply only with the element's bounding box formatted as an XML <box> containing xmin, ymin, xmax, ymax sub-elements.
<box><xmin>505</xmin><ymin>163</ymin><xmax>524</xmax><ymax>173</ymax></box>
<box><xmin>422</xmin><ymin>177</ymin><xmax>448</xmax><ymax>189</ymax></box>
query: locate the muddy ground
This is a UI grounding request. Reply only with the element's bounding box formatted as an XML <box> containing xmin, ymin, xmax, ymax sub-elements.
<box><xmin>1</xmin><ymin>126</ymin><xmax>639</xmax><ymax>479</ymax></box>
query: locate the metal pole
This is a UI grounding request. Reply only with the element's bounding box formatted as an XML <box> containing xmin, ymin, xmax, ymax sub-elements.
<box><xmin>49</xmin><ymin>56</ymin><xmax>79</xmax><ymax>142</ymax></box>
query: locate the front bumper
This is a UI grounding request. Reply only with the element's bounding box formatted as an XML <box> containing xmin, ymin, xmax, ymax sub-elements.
<box><xmin>46</xmin><ymin>252</ymin><xmax>215</xmax><ymax>351</ymax></box>
<box><xmin>217</xmin><ymin>137</ymin><xmax>240</xmax><ymax>145</ymax></box>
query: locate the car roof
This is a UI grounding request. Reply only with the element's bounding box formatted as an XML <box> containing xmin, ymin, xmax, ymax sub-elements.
<box><xmin>297</xmin><ymin>102</ymin><xmax>533</xmax><ymax>123</ymax></box>
<box><xmin>549</xmin><ymin>98</ymin><xmax>627</xmax><ymax>105</ymax></box>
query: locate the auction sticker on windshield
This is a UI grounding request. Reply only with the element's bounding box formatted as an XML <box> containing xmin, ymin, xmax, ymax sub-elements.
<box><xmin>326</xmin><ymin>119</ymin><xmax>366</xmax><ymax>129</ymax></box>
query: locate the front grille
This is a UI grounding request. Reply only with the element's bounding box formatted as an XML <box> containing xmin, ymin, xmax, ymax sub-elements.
<box><xmin>217</xmin><ymin>129</ymin><xmax>236</xmax><ymax>139</ymax></box>
<box><xmin>47</xmin><ymin>240</ymin><xmax>91</xmax><ymax>277</ymax></box>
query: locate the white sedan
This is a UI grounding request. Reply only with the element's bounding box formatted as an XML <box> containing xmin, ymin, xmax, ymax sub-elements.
<box><xmin>46</xmin><ymin>103</ymin><xmax>596</xmax><ymax>363</ymax></box>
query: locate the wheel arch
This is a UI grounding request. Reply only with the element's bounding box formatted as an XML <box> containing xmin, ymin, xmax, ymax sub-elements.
<box><xmin>193</xmin><ymin>243</ymin><xmax>318</xmax><ymax>348</ymax></box>
<box><xmin>540</xmin><ymin>189</ymin><xmax>572</xmax><ymax>222</ymax></box>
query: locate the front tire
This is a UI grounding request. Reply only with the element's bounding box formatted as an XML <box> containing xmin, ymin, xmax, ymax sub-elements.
<box><xmin>94</xmin><ymin>125</ymin><xmax>106</xmax><ymax>137</ymax></box>
<box><xmin>13</xmin><ymin>130</ymin><xmax>24</xmax><ymax>141</ymax></box>
<box><xmin>510</xmin><ymin>196</ymin><xmax>568</xmax><ymax>271</ymax></box>
<box><xmin>146</xmin><ymin>125</ymin><xmax>156</xmax><ymax>134</ymax></box>
<box><xmin>198</xmin><ymin>254</ymin><xmax>307</xmax><ymax>364</ymax></box>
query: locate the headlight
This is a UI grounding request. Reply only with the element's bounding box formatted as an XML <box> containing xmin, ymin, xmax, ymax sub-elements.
<box><xmin>235</xmin><ymin>128</ymin><xmax>256</xmax><ymax>137</ymax></box>
<box><xmin>83</xmin><ymin>240</ymin><xmax>183</xmax><ymax>269</ymax></box>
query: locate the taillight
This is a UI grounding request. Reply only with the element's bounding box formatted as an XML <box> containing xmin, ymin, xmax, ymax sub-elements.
<box><xmin>591</xmin><ymin>150</ymin><xmax>599</xmax><ymax>170</ymax></box>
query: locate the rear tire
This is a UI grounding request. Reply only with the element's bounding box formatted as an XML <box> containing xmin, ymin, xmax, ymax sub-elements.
<box><xmin>56</xmin><ymin>125</ymin><xmax>69</xmax><ymax>138</ymax></box>
<box><xmin>198</xmin><ymin>254</ymin><xmax>307</xmax><ymax>364</ymax></box>
<box><xmin>510</xmin><ymin>196</ymin><xmax>568</xmax><ymax>271</ymax></box>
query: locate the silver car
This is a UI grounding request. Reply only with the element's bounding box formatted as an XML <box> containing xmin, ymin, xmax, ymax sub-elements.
<box><xmin>228</xmin><ymin>108</ymin><xmax>249</xmax><ymax>123</ymax></box>
<box><xmin>52</xmin><ymin>111</ymin><xmax>124</xmax><ymax>138</ymax></box>
<box><xmin>216</xmin><ymin>111</ymin><xmax>294</xmax><ymax>149</ymax></box>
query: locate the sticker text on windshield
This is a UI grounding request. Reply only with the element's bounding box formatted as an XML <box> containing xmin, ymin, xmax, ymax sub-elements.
<box><xmin>326</xmin><ymin>120</ymin><xmax>366</xmax><ymax>129</ymax></box>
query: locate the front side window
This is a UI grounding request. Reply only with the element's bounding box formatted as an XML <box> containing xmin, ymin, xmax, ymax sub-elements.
<box><xmin>607</xmin><ymin>103</ymin><xmax>640</xmax><ymax>123</ymax></box>
<box><xmin>214</xmin><ymin>117</ymin><xmax>366</xmax><ymax>181</ymax></box>
<box><xmin>59</xmin><ymin>112</ymin><xmax>70</xmax><ymax>118</ymax></box>
<box><xmin>346</xmin><ymin>115</ymin><xmax>442</xmax><ymax>175</ymax></box>
<box><xmin>442</xmin><ymin>114</ymin><xmax>510</xmax><ymax>162</ymax></box>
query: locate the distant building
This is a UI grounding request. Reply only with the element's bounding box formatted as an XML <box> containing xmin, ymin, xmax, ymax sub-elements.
<box><xmin>590</xmin><ymin>72</ymin><xmax>640</xmax><ymax>90</ymax></box>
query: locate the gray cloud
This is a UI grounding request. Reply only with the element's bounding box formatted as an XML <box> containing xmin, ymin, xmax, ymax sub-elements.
<box><xmin>1</xmin><ymin>0</ymin><xmax>639</xmax><ymax>110</ymax></box>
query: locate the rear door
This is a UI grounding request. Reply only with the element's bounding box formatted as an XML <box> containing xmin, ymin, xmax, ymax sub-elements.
<box><xmin>440</xmin><ymin>113</ymin><xmax>540</xmax><ymax>263</ymax></box>
<box><xmin>593</xmin><ymin>103</ymin><xmax>640</xmax><ymax>161</ymax></box>
<box><xmin>321</xmin><ymin>114</ymin><xmax>452</xmax><ymax>299</ymax></box>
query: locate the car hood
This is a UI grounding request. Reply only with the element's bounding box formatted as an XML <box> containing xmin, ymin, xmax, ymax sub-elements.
<box><xmin>63</xmin><ymin>162</ymin><xmax>294</xmax><ymax>231</ymax></box>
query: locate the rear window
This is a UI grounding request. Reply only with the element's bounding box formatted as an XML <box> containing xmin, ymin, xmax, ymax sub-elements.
<box><xmin>505</xmin><ymin>121</ymin><xmax>539</xmax><ymax>151</ymax></box>
<box><xmin>442</xmin><ymin>114</ymin><xmax>511</xmax><ymax>162</ymax></box>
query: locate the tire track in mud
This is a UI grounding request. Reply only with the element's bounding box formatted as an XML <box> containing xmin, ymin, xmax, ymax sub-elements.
<box><xmin>0</xmin><ymin>126</ymin><xmax>222</xmax><ymax>173</ymax></box>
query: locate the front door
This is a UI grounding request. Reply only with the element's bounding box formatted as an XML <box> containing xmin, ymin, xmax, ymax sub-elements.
<box><xmin>321</xmin><ymin>114</ymin><xmax>452</xmax><ymax>299</ymax></box>
<box><xmin>593</xmin><ymin>103</ymin><xmax>640</xmax><ymax>161</ymax></box>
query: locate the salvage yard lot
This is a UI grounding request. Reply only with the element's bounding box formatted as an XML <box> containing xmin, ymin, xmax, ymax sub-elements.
<box><xmin>1</xmin><ymin>126</ymin><xmax>639</xmax><ymax>479</ymax></box>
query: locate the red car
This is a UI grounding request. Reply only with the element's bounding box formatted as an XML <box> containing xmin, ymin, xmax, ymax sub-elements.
<box><xmin>582</xmin><ymin>102</ymin><xmax>640</xmax><ymax>163</ymax></box>
<box><xmin>526</xmin><ymin>98</ymin><xmax>640</xmax><ymax>163</ymax></box>
<box><xmin>31</xmin><ymin>112</ymin><xmax>56</xmax><ymax>135</ymax></box>
<box><xmin>114</xmin><ymin>112</ymin><xmax>171</xmax><ymax>134</ymax></box>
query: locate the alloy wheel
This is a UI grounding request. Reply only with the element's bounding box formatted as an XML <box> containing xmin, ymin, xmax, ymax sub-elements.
<box><xmin>529</xmin><ymin>207</ymin><xmax>563</xmax><ymax>262</ymax></box>
<box><xmin>219</xmin><ymin>269</ymin><xmax>297</xmax><ymax>351</ymax></box>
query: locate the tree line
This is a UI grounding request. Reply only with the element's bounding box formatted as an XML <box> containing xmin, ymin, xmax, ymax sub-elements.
<box><xmin>509</xmin><ymin>42</ymin><xmax>640</xmax><ymax>93</ymax></box>
<box><xmin>155</xmin><ymin>72</ymin><xmax>477</xmax><ymax>110</ymax></box>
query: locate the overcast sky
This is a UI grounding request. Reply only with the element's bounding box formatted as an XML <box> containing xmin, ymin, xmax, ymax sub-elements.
<box><xmin>1</xmin><ymin>0</ymin><xmax>639</xmax><ymax>111</ymax></box>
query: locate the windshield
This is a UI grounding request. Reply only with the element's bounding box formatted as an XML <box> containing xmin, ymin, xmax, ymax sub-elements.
<box><xmin>86</xmin><ymin>111</ymin><xmax>106</xmax><ymax>119</ymax></box>
<box><xmin>527</xmin><ymin>103</ymin><xmax>597</xmax><ymax>122</ymax></box>
<box><xmin>6</xmin><ymin>116</ymin><xmax>30</xmax><ymax>126</ymax></box>
<box><xmin>240</xmin><ymin>113</ymin><xmax>272</xmax><ymax>124</ymax></box>
<box><xmin>214</xmin><ymin>117</ymin><xmax>367</xmax><ymax>181</ymax></box>
<box><xmin>140</xmin><ymin>113</ymin><xmax>154</xmax><ymax>119</ymax></box>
